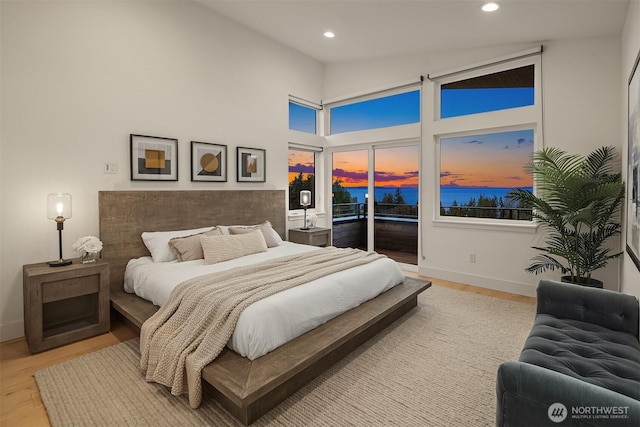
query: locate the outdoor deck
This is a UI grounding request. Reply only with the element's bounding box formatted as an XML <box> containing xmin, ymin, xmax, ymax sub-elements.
<box><xmin>332</xmin><ymin>215</ymin><xmax>418</xmax><ymax>266</ymax></box>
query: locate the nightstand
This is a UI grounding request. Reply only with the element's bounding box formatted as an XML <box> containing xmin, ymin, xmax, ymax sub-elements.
<box><xmin>23</xmin><ymin>259</ymin><xmax>110</xmax><ymax>353</ymax></box>
<box><xmin>289</xmin><ymin>227</ymin><xmax>332</xmax><ymax>247</ymax></box>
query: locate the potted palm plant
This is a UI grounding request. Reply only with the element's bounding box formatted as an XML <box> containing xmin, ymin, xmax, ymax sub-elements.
<box><xmin>507</xmin><ymin>146</ymin><xmax>624</xmax><ymax>287</ymax></box>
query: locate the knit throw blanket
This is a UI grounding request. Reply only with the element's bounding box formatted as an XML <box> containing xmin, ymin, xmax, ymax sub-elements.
<box><xmin>140</xmin><ymin>247</ymin><xmax>385</xmax><ymax>408</ymax></box>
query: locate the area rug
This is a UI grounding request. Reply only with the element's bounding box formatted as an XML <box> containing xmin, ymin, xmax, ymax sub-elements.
<box><xmin>34</xmin><ymin>284</ymin><xmax>535</xmax><ymax>426</ymax></box>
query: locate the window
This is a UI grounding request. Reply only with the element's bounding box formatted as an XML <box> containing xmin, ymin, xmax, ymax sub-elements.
<box><xmin>439</xmin><ymin>129</ymin><xmax>533</xmax><ymax>220</ymax></box>
<box><xmin>433</xmin><ymin>53</ymin><xmax>541</xmax><ymax>223</ymax></box>
<box><xmin>288</xmin><ymin>148</ymin><xmax>315</xmax><ymax>210</ymax></box>
<box><xmin>289</xmin><ymin>101</ymin><xmax>317</xmax><ymax>134</ymax></box>
<box><xmin>329</xmin><ymin>90</ymin><xmax>420</xmax><ymax>134</ymax></box>
<box><xmin>440</xmin><ymin>65</ymin><xmax>534</xmax><ymax>118</ymax></box>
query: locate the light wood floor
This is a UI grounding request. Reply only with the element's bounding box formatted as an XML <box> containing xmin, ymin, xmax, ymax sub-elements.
<box><xmin>0</xmin><ymin>275</ymin><xmax>534</xmax><ymax>427</ymax></box>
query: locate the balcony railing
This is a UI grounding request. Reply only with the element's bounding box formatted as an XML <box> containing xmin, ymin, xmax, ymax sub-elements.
<box><xmin>332</xmin><ymin>202</ymin><xmax>418</xmax><ymax>220</ymax></box>
<box><xmin>333</xmin><ymin>202</ymin><xmax>532</xmax><ymax>221</ymax></box>
<box><xmin>440</xmin><ymin>205</ymin><xmax>532</xmax><ymax>221</ymax></box>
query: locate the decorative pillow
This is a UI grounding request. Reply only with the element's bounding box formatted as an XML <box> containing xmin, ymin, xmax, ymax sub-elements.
<box><xmin>228</xmin><ymin>221</ymin><xmax>282</xmax><ymax>248</ymax></box>
<box><xmin>168</xmin><ymin>228</ymin><xmax>223</xmax><ymax>262</ymax></box>
<box><xmin>201</xmin><ymin>230</ymin><xmax>268</xmax><ymax>264</ymax></box>
<box><xmin>141</xmin><ymin>226</ymin><xmax>214</xmax><ymax>263</ymax></box>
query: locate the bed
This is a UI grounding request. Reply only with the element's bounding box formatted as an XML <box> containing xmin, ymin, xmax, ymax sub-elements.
<box><xmin>99</xmin><ymin>190</ymin><xmax>430</xmax><ymax>425</ymax></box>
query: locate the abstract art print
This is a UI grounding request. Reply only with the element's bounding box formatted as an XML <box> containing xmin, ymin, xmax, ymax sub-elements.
<box><xmin>130</xmin><ymin>134</ymin><xmax>178</xmax><ymax>181</ymax></box>
<box><xmin>627</xmin><ymin>50</ymin><xmax>640</xmax><ymax>271</ymax></box>
<box><xmin>191</xmin><ymin>141</ymin><xmax>227</xmax><ymax>182</ymax></box>
<box><xmin>237</xmin><ymin>147</ymin><xmax>265</xmax><ymax>182</ymax></box>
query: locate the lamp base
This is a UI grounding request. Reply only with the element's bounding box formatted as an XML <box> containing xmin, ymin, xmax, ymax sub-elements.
<box><xmin>49</xmin><ymin>259</ymin><xmax>72</xmax><ymax>268</ymax></box>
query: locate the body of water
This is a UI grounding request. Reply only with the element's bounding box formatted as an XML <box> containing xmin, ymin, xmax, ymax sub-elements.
<box><xmin>343</xmin><ymin>186</ymin><xmax>418</xmax><ymax>205</ymax></box>
<box><xmin>341</xmin><ymin>186</ymin><xmax>532</xmax><ymax>207</ymax></box>
<box><xmin>440</xmin><ymin>186</ymin><xmax>532</xmax><ymax>207</ymax></box>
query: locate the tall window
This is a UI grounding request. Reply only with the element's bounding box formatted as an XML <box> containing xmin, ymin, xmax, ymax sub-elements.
<box><xmin>288</xmin><ymin>148</ymin><xmax>315</xmax><ymax>210</ymax></box>
<box><xmin>433</xmin><ymin>54</ymin><xmax>541</xmax><ymax>223</ymax></box>
<box><xmin>329</xmin><ymin>89</ymin><xmax>420</xmax><ymax>134</ymax></box>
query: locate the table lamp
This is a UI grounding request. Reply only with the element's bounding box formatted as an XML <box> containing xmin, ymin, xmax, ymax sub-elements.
<box><xmin>300</xmin><ymin>190</ymin><xmax>311</xmax><ymax>230</ymax></box>
<box><xmin>47</xmin><ymin>193</ymin><xmax>72</xmax><ymax>267</ymax></box>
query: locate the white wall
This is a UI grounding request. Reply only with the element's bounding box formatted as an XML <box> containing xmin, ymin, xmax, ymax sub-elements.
<box><xmin>324</xmin><ymin>37</ymin><xmax>623</xmax><ymax>297</ymax></box>
<box><xmin>621</xmin><ymin>0</ymin><xmax>640</xmax><ymax>299</ymax></box>
<box><xmin>0</xmin><ymin>0</ymin><xmax>323</xmax><ymax>341</ymax></box>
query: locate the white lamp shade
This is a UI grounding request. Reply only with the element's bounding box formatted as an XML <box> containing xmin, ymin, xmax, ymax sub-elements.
<box><xmin>47</xmin><ymin>193</ymin><xmax>72</xmax><ymax>219</ymax></box>
<box><xmin>300</xmin><ymin>190</ymin><xmax>312</xmax><ymax>207</ymax></box>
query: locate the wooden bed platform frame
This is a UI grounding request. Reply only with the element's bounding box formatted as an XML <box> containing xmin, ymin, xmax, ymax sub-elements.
<box><xmin>99</xmin><ymin>190</ymin><xmax>430</xmax><ymax>425</ymax></box>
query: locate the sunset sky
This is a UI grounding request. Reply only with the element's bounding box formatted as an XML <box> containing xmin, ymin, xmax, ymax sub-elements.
<box><xmin>331</xmin><ymin>146</ymin><xmax>419</xmax><ymax>188</ymax></box>
<box><xmin>288</xmin><ymin>149</ymin><xmax>315</xmax><ymax>183</ymax></box>
<box><xmin>290</xmin><ymin>129</ymin><xmax>532</xmax><ymax>190</ymax></box>
<box><xmin>440</xmin><ymin>129</ymin><xmax>533</xmax><ymax>188</ymax></box>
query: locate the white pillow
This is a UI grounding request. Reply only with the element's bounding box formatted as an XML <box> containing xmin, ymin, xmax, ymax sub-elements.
<box><xmin>228</xmin><ymin>221</ymin><xmax>283</xmax><ymax>248</ymax></box>
<box><xmin>201</xmin><ymin>230</ymin><xmax>268</xmax><ymax>264</ymax></box>
<box><xmin>142</xmin><ymin>226</ymin><xmax>214</xmax><ymax>262</ymax></box>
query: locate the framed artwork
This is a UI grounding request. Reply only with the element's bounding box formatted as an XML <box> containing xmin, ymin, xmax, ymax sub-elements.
<box><xmin>191</xmin><ymin>141</ymin><xmax>227</xmax><ymax>182</ymax></box>
<box><xmin>130</xmin><ymin>134</ymin><xmax>178</xmax><ymax>181</ymax></box>
<box><xmin>627</xmin><ymin>49</ymin><xmax>640</xmax><ymax>271</ymax></box>
<box><xmin>236</xmin><ymin>147</ymin><xmax>266</xmax><ymax>182</ymax></box>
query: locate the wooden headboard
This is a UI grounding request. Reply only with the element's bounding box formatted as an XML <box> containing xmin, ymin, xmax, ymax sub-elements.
<box><xmin>99</xmin><ymin>190</ymin><xmax>286</xmax><ymax>294</ymax></box>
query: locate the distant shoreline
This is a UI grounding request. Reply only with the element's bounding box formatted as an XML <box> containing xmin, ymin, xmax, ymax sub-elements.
<box><xmin>341</xmin><ymin>186</ymin><xmax>532</xmax><ymax>207</ymax></box>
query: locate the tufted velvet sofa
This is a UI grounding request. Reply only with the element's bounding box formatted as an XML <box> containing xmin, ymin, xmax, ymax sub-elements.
<box><xmin>497</xmin><ymin>280</ymin><xmax>640</xmax><ymax>426</ymax></box>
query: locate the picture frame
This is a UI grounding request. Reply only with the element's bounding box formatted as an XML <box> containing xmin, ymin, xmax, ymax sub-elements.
<box><xmin>191</xmin><ymin>141</ymin><xmax>227</xmax><ymax>182</ymax></box>
<box><xmin>236</xmin><ymin>147</ymin><xmax>266</xmax><ymax>182</ymax></box>
<box><xmin>626</xmin><ymin>49</ymin><xmax>640</xmax><ymax>271</ymax></box>
<box><xmin>130</xmin><ymin>134</ymin><xmax>178</xmax><ymax>181</ymax></box>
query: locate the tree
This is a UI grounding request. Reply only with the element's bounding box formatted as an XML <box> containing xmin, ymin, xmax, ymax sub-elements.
<box><xmin>393</xmin><ymin>188</ymin><xmax>406</xmax><ymax>205</ymax></box>
<box><xmin>448</xmin><ymin>200</ymin><xmax>460</xmax><ymax>216</ymax></box>
<box><xmin>381</xmin><ymin>192</ymin><xmax>395</xmax><ymax>204</ymax></box>
<box><xmin>332</xmin><ymin>179</ymin><xmax>353</xmax><ymax>204</ymax></box>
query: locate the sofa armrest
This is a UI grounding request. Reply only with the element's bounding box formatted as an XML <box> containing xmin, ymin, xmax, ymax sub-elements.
<box><xmin>497</xmin><ymin>362</ymin><xmax>640</xmax><ymax>427</ymax></box>
<box><xmin>536</xmin><ymin>280</ymin><xmax>639</xmax><ymax>337</ymax></box>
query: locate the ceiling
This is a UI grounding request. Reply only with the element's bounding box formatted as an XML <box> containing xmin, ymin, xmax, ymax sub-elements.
<box><xmin>195</xmin><ymin>0</ymin><xmax>630</xmax><ymax>64</ymax></box>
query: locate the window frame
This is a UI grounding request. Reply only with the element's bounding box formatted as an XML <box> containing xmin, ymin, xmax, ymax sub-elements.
<box><xmin>430</xmin><ymin>54</ymin><xmax>542</xmax><ymax>230</ymax></box>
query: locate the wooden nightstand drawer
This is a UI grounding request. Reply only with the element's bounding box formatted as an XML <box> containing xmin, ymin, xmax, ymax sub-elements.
<box><xmin>41</xmin><ymin>274</ymin><xmax>100</xmax><ymax>303</ymax></box>
<box><xmin>289</xmin><ymin>227</ymin><xmax>332</xmax><ymax>247</ymax></box>
<box><xmin>23</xmin><ymin>259</ymin><xmax>110</xmax><ymax>353</ymax></box>
<box><xmin>308</xmin><ymin>232</ymin><xmax>330</xmax><ymax>247</ymax></box>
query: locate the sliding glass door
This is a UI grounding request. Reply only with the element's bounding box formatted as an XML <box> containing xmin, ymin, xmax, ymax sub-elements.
<box><xmin>331</xmin><ymin>144</ymin><xmax>419</xmax><ymax>265</ymax></box>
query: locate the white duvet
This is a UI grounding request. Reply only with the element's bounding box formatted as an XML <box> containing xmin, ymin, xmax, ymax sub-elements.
<box><xmin>124</xmin><ymin>242</ymin><xmax>404</xmax><ymax>360</ymax></box>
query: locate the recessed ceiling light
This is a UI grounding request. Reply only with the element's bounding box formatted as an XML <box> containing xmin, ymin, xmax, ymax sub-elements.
<box><xmin>481</xmin><ymin>2</ymin><xmax>501</xmax><ymax>12</ymax></box>
<box><xmin>324</xmin><ymin>31</ymin><xmax>335</xmax><ymax>38</ymax></box>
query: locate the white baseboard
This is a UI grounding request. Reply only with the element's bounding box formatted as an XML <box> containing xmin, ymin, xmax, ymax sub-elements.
<box><xmin>418</xmin><ymin>266</ymin><xmax>537</xmax><ymax>298</ymax></box>
<box><xmin>1</xmin><ymin>320</ymin><xmax>24</xmax><ymax>343</ymax></box>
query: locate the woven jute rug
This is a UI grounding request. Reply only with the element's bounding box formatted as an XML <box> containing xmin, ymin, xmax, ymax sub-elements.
<box><xmin>35</xmin><ymin>284</ymin><xmax>535</xmax><ymax>426</ymax></box>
